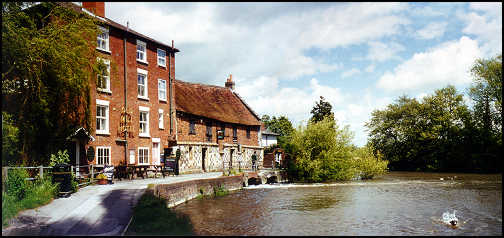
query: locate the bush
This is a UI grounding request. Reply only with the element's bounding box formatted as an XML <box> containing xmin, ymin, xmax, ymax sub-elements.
<box><xmin>48</xmin><ymin>150</ymin><xmax>70</xmax><ymax>167</ymax></box>
<box><xmin>6</xmin><ymin>168</ymin><xmax>29</xmax><ymax>200</ymax></box>
<box><xmin>21</xmin><ymin>176</ymin><xmax>58</xmax><ymax>210</ymax></box>
<box><xmin>352</xmin><ymin>145</ymin><xmax>388</xmax><ymax>179</ymax></box>
<box><xmin>2</xmin><ymin>191</ymin><xmax>19</xmax><ymax>228</ymax></box>
<box><xmin>287</xmin><ymin>117</ymin><xmax>356</xmax><ymax>182</ymax></box>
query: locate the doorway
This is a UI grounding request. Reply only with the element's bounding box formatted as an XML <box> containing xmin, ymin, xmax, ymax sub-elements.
<box><xmin>230</xmin><ymin>149</ymin><xmax>235</xmax><ymax>169</ymax></box>
<box><xmin>202</xmin><ymin>148</ymin><xmax>207</xmax><ymax>172</ymax></box>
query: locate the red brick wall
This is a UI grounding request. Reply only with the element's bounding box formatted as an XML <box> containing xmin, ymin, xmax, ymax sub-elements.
<box><xmin>176</xmin><ymin>113</ymin><xmax>260</xmax><ymax>147</ymax></box>
<box><xmin>88</xmin><ymin>25</ymin><xmax>176</xmax><ymax>166</ymax></box>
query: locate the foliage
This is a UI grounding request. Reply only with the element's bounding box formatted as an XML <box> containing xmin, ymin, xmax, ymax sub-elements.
<box><xmin>287</xmin><ymin>117</ymin><xmax>356</xmax><ymax>182</ymax></box>
<box><xmin>468</xmin><ymin>54</ymin><xmax>502</xmax><ymax>147</ymax></box>
<box><xmin>352</xmin><ymin>145</ymin><xmax>388</xmax><ymax>179</ymax></box>
<box><xmin>126</xmin><ymin>189</ymin><xmax>194</xmax><ymax>236</ymax></box>
<box><xmin>2</xmin><ymin>112</ymin><xmax>20</xmax><ymax>166</ymax></box>
<box><xmin>2</xmin><ymin>2</ymin><xmax>105</xmax><ymax>166</ymax></box>
<box><xmin>366</xmin><ymin>81</ymin><xmax>501</xmax><ymax>172</ymax></box>
<box><xmin>70</xmin><ymin>173</ymin><xmax>78</xmax><ymax>193</ymax></box>
<box><xmin>96</xmin><ymin>173</ymin><xmax>107</xmax><ymax>180</ymax></box>
<box><xmin>261</xmin><ymin>114</ymin><xmax>295</xmax><ymax>150</ymax></box>
<box><xmin>213</xmin><ymin>186</ymin><xmax>229</xmax><ymax>197</ymax></box>
<box><xmin>48</xmin><ymin>149</ymin><xmax>70</xmax><ymax>166</ymax></box>
<box><xmin>6</xmin><ymin>169</ymin><xmax>29</xmax><ymax>200</ymax></box>
<box><xmin>3</xmin><ymin>174</ymin><xmax>58</xmax><ymax>228</ymax></box>
<box><xmin>310</xmin><ymin>96</ymin><xmax>335</xmax><ymax>123</ymax></box>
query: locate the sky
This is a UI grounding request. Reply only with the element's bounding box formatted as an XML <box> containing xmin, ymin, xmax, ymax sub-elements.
<box><xmin>106</xmin><ymin>2</ymin><xmax>502</xmax><ymax>146</ymax></box>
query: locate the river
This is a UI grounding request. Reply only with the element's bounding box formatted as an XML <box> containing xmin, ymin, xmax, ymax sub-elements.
<box><xmin>172</xmin><ymin>172</ymin><xmax>502</xmax><ymax>236</ymax></box>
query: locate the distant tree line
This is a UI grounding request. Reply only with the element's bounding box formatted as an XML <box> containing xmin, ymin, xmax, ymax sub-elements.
<box><xmin>365</xmin><ymin>54</ymin><xmax>502</xmax><ymax>173</ymax></box>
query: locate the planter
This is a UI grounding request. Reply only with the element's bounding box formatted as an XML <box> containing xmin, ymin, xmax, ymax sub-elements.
<box><xmin>97</xmin><ymin>179</ymin><xmax>108</xmax><ymax>185</ymax></box>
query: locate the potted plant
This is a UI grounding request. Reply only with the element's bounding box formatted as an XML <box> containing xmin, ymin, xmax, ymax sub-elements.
<box><xmin>96</xmin><ymin>173</ymin><xmax>108</xmax><ymax>185</ymax></box>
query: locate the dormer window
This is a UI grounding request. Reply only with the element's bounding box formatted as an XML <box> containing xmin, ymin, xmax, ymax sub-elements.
<box><xmin>136</xmin><ymin>40</ymin><xmax>147</xmax><ymax>63</ymax></box>
<box><xmin>97</xmin><ymin>26</ymin><xmax>109</xmax><ymax>52</ymax></box>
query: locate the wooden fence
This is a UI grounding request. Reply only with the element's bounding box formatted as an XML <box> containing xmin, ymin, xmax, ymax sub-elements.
<box><xmin>2</xmin><ymin>165</ymin><xmax>106</xmax><ymax>193</ymax></box>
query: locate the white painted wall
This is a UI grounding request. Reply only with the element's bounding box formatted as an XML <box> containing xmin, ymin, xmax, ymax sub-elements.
<box><xmin>261</xmin><ymin>134</ymin><xmax>278</xmax><ymax>147</ymax></box>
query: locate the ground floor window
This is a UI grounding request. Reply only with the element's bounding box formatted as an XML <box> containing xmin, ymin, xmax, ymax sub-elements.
<box><xmin>138</xmin><ymin>147</ymin><xmax>149</xmax><ymax>165</ymax></box>
<box><xmin>96</xmin><ymin>146</ymin><xmax>111</xmax><ymax>165</ymax></box>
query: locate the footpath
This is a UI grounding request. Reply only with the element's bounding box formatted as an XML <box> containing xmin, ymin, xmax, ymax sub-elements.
<box><xmin>2</xmin><ymin>172</ymin><xmax>222</xmax><ymax>236</ymax></box>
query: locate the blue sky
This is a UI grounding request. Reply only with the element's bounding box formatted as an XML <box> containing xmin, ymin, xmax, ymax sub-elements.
<box><xmin>106</xmin><ymin>2</ymin><xmax>502</xmax><ymax>146</ymax></box>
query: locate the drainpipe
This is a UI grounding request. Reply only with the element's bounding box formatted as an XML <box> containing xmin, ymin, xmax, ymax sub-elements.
<box><xmin>169</xmin><ymin>40</ymin><xmax>173</xmax><ymax>135</ymax></box>
<box><xmin>123</xmin><ymin>21</ymin><xmax>129</xmax><ymax>165</ymax></box>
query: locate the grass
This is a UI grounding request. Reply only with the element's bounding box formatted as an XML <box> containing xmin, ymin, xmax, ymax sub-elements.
<box><xmin>2</xmin><ymin>177</ymin><xmax>58</xmax><ymax>228</ymax></box>
<box><xmin>125</xmin><ymin>185</ymin><xmax>194</xmax><ymax>236</ymax></box>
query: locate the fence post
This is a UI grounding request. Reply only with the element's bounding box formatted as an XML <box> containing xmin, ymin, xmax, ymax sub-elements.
<box><xmin>71</xmin><ymin>166</ymin><xmax>74</xmax><ymax>177</ymax></box>
<box><xmin>2</xmin><ymin>167</ymin><xmax>8</xmax><ymax>193</ymax></box>
<box><xmin>91</xmin><ymin>164</ymin><xmax>94</xmax><ymax>182</ymax></box>
<box><xmin>39</xmin><ymin>165</ymin><xmax>43</xmax><ymax>179</ymax></box>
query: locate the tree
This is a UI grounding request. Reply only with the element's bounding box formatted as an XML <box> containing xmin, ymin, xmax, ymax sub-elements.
<box><xmin>365</xmin><ymin>86</ymin><xmax>473</xmax><ymax>172</ymax></box>
<box><xmin>287</xmin><ymin>117</ymin><xmax>356</xmax><ymax>182</ymax></box>
<box><xmin>469</xmin><ymin>54</ymin><xmax>502</xmax><ymax>143</ymax></box>
<box><xmin>261</xmin><ymin>114</ymin><xmax>295</xmax><ymax>150</ymax></box>
<box><xmin>2</xmin><ymin>2</ymin><xmax>104</xmax><ymax>165</ymax></box>
<box><xmin>310</xmin><ymin>96</ymin><xmax>335</xmax><ymax>123</ymax></box>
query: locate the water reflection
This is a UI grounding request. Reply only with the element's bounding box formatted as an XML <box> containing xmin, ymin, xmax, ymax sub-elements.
<box><xmin>172</xmin><ymin>172</ymin><xmax>502</xmax><ymax>236</ymax></box>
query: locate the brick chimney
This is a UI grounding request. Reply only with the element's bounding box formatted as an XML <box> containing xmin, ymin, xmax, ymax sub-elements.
<box><xmin>225</xmin><ymin>74</ymin><xmax>235</xmax><ymax>90</ymax></box>
<box><xmin>82</xmin><ymin>2</ymin><xmax>105</xmax><ymax>18</ymax></box>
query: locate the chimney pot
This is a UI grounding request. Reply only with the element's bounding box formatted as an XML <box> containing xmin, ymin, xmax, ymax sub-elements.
<box><xmin>225</xmin><ymin>74</ymin><xmax>235</xmax><ymax>90</ymax></box>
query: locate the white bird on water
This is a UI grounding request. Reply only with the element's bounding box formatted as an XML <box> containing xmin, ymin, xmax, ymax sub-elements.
<box><xmin>442</xmin><ymin>210</ymin><xmax>458</xmax><ymax>226</ymax></box>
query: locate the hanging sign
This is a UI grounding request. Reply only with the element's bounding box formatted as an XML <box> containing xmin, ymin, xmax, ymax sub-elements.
<box><xmin>118</xmin><ymin>106</ymin><xmax>134</xmax><ymax>138</ymax></box>
<box><xmin>87</xmin><ymin>146</ymin><xmax>95</xmax><ymax>162</ymax></box>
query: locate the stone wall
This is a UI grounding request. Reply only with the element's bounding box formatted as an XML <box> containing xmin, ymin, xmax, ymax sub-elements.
<box><xmin>154</xmin><ymin>175</ymin><xmax>244</xmax><ymax>208</ymax></box>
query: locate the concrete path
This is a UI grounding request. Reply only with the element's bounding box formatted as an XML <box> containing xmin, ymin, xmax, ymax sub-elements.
<box><xmin>2</xmin><ymin>172</ymin><xmax>222</xmax><ymax>236</ymax></box>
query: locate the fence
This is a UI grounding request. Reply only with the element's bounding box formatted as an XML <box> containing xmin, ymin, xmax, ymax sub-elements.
<box><xmin>2</xmin><ymin>165</ymin><xmax>106</xmax><ymax>192</ymax></box>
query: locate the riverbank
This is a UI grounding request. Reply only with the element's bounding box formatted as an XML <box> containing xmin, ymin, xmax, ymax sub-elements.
<box><xmin>1</xmin><ymin>172</ymin><xmax>222</xmax><ymax>236</ymax></box>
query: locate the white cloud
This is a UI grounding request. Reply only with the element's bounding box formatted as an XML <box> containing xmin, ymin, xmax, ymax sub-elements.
<box><xmin>366</xmin><ymin>41</ymin><xmax>405</xmax><ymax>62</ymax></box>
<box><xmin>377</xmin><ymin>36</ymin><xmax>482</xmax><ymax>92</ymax></box>
<box><xmin>341</xmin><ymin>68</ymin><xmax>361</xmax><ymax>78</ymax></box>
<box><xmin>106</xmin><ymin>2</ymin><xmax>410</xmax><ymax>84</ymax></box>
<box><xmin>365</xmin><ymin>64</ymin><xmax>376</xmax><ymax>73</ymax></box>
<box><xmin>415</xmin><ymin>22</ymin><xmax>448</xmax><ymax>40</ymax></box>
<box><xmin>460</xmin><ymin>2</ymin><xmax>502</xmax><ymax>57</ymax></box>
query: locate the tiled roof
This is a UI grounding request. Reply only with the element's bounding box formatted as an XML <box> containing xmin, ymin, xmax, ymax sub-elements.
<box><xmin>58</xmin><ymin>2</ymin><xmax>179</xmax><ymax>53</ymax></box>
<box><xmin>174</xmin><ymin>80</ymin><xmax>261</xmax><ymax>126</ymax></box>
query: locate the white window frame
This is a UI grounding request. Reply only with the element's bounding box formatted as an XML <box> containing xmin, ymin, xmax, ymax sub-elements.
<box><xmin>138</xmin><ymin>147</ymin><xmax>149</xmax><ymax>165</ymax></box>
<box><xmin>158</xmin><ymin>79</ymin><xmax>167</xmax><ymax>101</ymax></box>
<box><xmin>158</xmin><ymin>109</ymin><xmax>164</xmax><ymax>129</ymax></box>
<box><xmin>96</xmin><ymin>146</ymin><xmax>111</xmax><ymax>165</ymax></box>
<box><xmin>96</xmin><ymin>99</ymin><xmax>109</xmax><ymax>135</ymax></box>
<box><xmin>97</xmin><ymin>26</ymin><xmax>110</xmax><ymax>52</ymax></box>
<box><xmin>96</xmin><ymin>58</ymin><xmax>111</xmax><ymax>93</ymax></box>
<box><xmin>139</xmin><ymin>106</ymin><xmax>150</xmax><ymax>137</ymax></box>
<box><xmin>136</xmin><ymin>39</ymin><xmax>147</xmax><ymax>64</ymax></box>
<box><xmin>137</xmin><ymin>68</ymin><xmax>148</xmax><ymax>100</ymax></box>
<box><xmin>157</xmin><ymin>48</ymin><xmax>166</xmax><ymax>67</ymax></box>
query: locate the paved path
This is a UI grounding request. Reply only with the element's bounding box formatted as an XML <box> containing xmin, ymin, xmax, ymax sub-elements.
<box><xmin>2</xmin><ymin>172</ymin><xmax>222</xmax><ymax>236</ymax></box>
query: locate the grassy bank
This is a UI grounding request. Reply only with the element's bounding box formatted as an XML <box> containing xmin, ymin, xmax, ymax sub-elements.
<box><xmin>125</xmin><ymin>184</ymin><xmax>194</xmax><ymax>236</ymax></box>
<box><xmin>2</xmin><ymin>171</ymin><xmax>59</xmax><ymax>228</ymax></box>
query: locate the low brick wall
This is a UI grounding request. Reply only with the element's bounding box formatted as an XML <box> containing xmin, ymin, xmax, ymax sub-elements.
<box><xmin>153</xmin><ymin>175</ymin><xmax>244</xmax><ymax>208</ymax></box>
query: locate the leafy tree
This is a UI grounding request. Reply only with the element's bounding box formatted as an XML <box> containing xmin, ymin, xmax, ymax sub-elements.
<box><xmin>310</xmin><ymin>96</ymin><xmax>335</xmax><ymax>123</ymax></box>
<box><xmin>2</xmin><ymin>2</ymin><xmax>104</xmax><ymax>165</ymax></box>
<box><xmin>469</xmin><ymin>54</ymin><xmax>502</xmax><ymax>144</ymax></box>
<box><xmin>261</xmin><ymin>114</ymin><xmax>294</xmax><ymax>149</ymax></box>
<box><xmin>366</xmin><ymin>86</ymin><xmax>473</xmax><ymax>171</ymax></box>
<box><xmin>287</xmin><ymin>117</ymin><xmax>356</xmax><ymax>182</ymax></box>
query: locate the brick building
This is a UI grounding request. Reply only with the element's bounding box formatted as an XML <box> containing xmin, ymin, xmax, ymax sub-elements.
<box><xmin>63</xmin><ymin>2</ymin><xmax>263</xmax><ymax>174</ymax></box>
